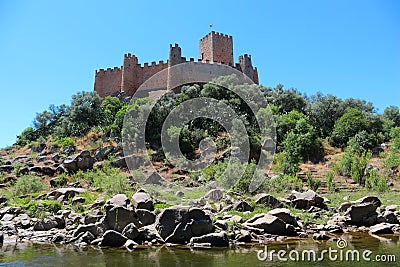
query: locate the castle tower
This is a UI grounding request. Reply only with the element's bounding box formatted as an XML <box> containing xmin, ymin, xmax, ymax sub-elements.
<box><xmin>200</xmin><ymin>31</ymin><xmax>233</xmax><ymax>65</ymax></box>
<box><xmin>121</xmin><ymin>53</ymin><xmax>139</xmax><ymax>95</ymax></box>
<box><xmin>238</xmin><ymin>54</ymin><xmax>256</xmax><ymax>82</ymax></box>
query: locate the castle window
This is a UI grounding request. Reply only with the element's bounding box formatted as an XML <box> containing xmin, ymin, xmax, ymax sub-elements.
<box><xmin>201</xmin><ymin>53</ymin><xmax>204</xmax><ymax>59</ymax></box>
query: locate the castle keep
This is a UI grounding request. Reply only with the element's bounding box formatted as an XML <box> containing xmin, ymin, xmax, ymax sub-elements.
<box><xmin>94</xmin><ymin>31</ymin><xmax>259</xmax><ymax>97</ymax></box>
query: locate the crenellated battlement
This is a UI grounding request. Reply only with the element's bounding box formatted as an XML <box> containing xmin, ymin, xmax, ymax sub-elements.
<box><xmin>200</xmin><ymin>31</ymin><xmax>232</xmax><ymax>41</ymax></box>
<box><xmin>94</xmin><ymin>31</ymin><xmax>258</xmax><ymax>97</ymax></box>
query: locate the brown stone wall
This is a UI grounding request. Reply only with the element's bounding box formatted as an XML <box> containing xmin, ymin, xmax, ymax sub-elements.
<box><xmin>94</xmin><ymin>67</ymin><xmax>122</xmax><ymax>97</ymax></box>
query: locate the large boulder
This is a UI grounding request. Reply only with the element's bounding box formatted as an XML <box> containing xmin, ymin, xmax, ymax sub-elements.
<box><xmin>63</xmin><ymin>150</ymin><xmax>95</xmax><ymax>173</ymax></box>
<box><xmin>203</xmin><ymin>189</ymin><xmax>224</xmax><ymax>202</ymax></box>
<box><xmin>345</xmin><ymin>203</ymin><xmax>378</xmax><ymax>226</ymax></box>
<box><xmin>285</xmin><ymin>190</ymin><xmax>324</xmax><ymax>209</ymax></box>
<box><xmin>255</xmin><ymin>193</ymin><xmax>284</xmax><ymax>208</ymax></box>
<box><xmin>136</xmin><ymin>209</ymin><xmax>156</xmax><ymax>227</ymax></box>
<box><xmin>155</xmin><ymin>206</ymin><xmax>213</xmax><ymax>244</ymax></box>
<box><xmin>232</xmin><ymin>200</ymin><xmax>254</xmax><ymax>212</ymax></box>
<box><xmin>100</xmin><ymin>230</ymin><xmax>128</xmax><ymax>247</ymax></box>
<box><xmin>73</xmin><ymin>223</ymin><xmax>102</xmax><ymax>237</ymax></box>
<box><xmin>104</xmin><ymin>206</ymin><xmax>139</xmax><ymax>232</ymax></box>
<box><xmin>268</xmin><ymin>208</ymin><xmax>297</xmax><ymax>226</ymax></box>
<box><xmin>355</xmin><ymin>196</ymin><xmax>381</xmax><ymax>207</ymax></box>
<box><xmin>106</xmin><ymin>194</ymin><xmax>130</xmax><ymax>207</ymax></box>
<box><xmin>244</xmin><ymin>213</ymin><xmax>297</xmax><ymax>236</ymax></box>
<box><xmin>122</xmin><ymin>223</ymin><xmax>139</xmax><ymax>240</ymax></box>
<box><xmin>190</xmin><ymin>232</ymin><xmax>229</xmax><ymax>247</ymax></box>
<box><xmin>33</xmin><ymin>216</ymin><xmax>65</xmax><ymax>231</ymax></box>
<box><xmin>132</xmin><ymin>191</ymin><xmax>154</xmax><ymax>211</ymax></box>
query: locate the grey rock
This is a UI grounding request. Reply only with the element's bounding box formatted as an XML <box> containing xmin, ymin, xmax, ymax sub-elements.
<box><xmin>78</xmin><ymin>231</ymin><xmax>96</xmax><ymax>244</ymax></box>
<box><xmin>132</xmin><ymin>191</ymin><xmax>154</xmax><ymax>211</ymax></box>
<box><xmin>203</xmin><ymin>189</ymin><xmax>224</xmax><ymax>202</ymax></box>
<box><xmin>100</xmin><ymin>230</ymin><xmax>128</xmax><ymax>247</ymax></box>
<box><xmin>369</xmin><ymin>223</ymin><xmax>394</xmax><ymax>234</ymax></box>
<box><xmin>244</xmin><ymin>213</ymin><xmax>297</xmax><ymax>236</ymax></box>
<box><xmin>122</xmin><ymin>223</ymin><xmax>139</xmax><ymax>240</ymax></box>
<box><xmin>63</xmin><ymin>150</ymin><xmax>94</xmax><ymax>173</ymax></box>
<box><xmin>155</xmin><ymin>206</ymin><xmax>213</xmax><ymax>244</ymax></box>
<box><xmin>345</xmin><ymin>203</ymin><xmax>378</xmax><ymax>226</ymax></box>
<box><xmin>73</xmin><ymin>223</ymin><xmax>102</xmax><ymax>237</ymax></box>
<box><xmin>268</xmin><ymin>208</ymin><xmax>297</xmax><ymax>226</ymax></box>
<box><xmin>190</xmin><ymin>232</ymin><xmax>229</xmax><ymax>247</ymax></box>
<box><xmin>136</xmin><ymin>209</ymin><xmax>156</xmax><ymax>227</ymax></box>
<box><xmin>47</xmin><ymin>187</ymin><xmax>86</xmax><ymax>202</ymax></box>
<box><xmin>338</xmin><ymin>202</ymin><xmax>353</xmax><ymax>212</ymax></box>
<box><xmin>356</xmin><ymin>196</ymin><xmax>381</xmax><ymax>207</ymax></box>
<box><xmin>145</xmin><ymin>172</ymin><xmax>162</xmax><ymax>185</ymax></box>
<box><xmin>286</xmin><ymin>190</ymin><xmax>324</xmax><ymax>209</ymax></box>
<box><xmin>33</xmin><ymin>216</ymin><xmax>64</xmax><ymax>231</ymax></box>
<box><xmin>105</xmin><ymin>205</ymin><xmax>139</xmax><ymax>232</ymax></box>
<box><xmin>254</xmin><ymin>193</ymin><xmax>284</xmax><ymax>208</ymax></box>
<box><xmin>106</xmin><ymin>194</ymin><xmax>130</xmax><ymax>207</ymax></box>
<box><xmin>232</xmin><ymin>200</ymin><xmax>254</xmax><ymax>212</ymax></box>
<box><xmin>0</xmin><ymin>165</ymin><xmax>13</xmax><ymax>172</ymax></box>
<box><xmin>112</xmin><ymin>157</ymin><xmax>127</xmax><ymax>168</ymax></box>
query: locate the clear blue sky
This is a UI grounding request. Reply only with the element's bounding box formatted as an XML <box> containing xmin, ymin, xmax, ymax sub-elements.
<box><xmin>0</xmin><ymin>0</ymin><xmax>399</xmax><ymax>148</ymax></box>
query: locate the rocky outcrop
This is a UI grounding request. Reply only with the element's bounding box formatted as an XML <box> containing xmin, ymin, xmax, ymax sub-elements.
<box><xmin>244</xmin><ymin>213</ymin><xmax>297</xmax><ymax>236</ymax></box>
<box><xmin>62</xmin><ymin>150</ymin><xmax>95</xmax><ymax>173</ymax></box>
<box><xmin>155</xmin><ymin>206</ymin><xmax>213</xmax><ymax>244</ymax></box>
<box><xmin>285</xmin><ymin>190</ymin><xmax>324</xmax><ymax>209</ymax></box>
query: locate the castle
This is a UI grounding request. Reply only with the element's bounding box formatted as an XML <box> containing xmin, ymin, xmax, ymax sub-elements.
<box><xmin>94</xmin><ymin>31</ymin><xmax>259</xmax><ymax>98</ymax></box>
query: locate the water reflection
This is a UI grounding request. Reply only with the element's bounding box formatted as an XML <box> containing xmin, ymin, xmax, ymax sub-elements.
<box><xmin>0</xmin><ymin>233</ymin><xmax>399</xmax><ymax>267</ymax></box>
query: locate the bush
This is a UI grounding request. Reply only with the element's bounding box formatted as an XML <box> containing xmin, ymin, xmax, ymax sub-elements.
<box><xmin>365</xmin><ymin>169</ymin><xmax>389</xmax><ymax>192</ymax></box>
<box><xmin>27</xmin><ymin>200</ymin><xmax>62</xmax><ymax>219</ymax></box>
<box><xmin>326</xmin><ymin>171</ymin><xmax>335</xmax><ymax>192</ymax></box>
<box><xmin>334</xmin><ymin>145</ymin><xmax>371</xmax><ymax>185</ymax></box>
<box><xmin>262</xmin><ymin>174</ymin><xmax>303</xmax><ymax>193</ymax></box>
<box><xmin>12</xmin><ymin>175</ymin><xmax>47</xmax><ymax>196</ymax></box>
<box><xmin>306</xmin><ymin>171</ymin><xmax>320</xmax><ymax>191</ymax></box>
<box><xmin>71</xmin><ymin>162</ymin><xmax>130</xmax><ymax>195</ymax></box>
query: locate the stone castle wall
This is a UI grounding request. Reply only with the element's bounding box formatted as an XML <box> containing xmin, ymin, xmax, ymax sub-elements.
<box><xmin>94</xmin><ymin>32</ymin><xmax>259</xmax><ymax>98</ymax></box>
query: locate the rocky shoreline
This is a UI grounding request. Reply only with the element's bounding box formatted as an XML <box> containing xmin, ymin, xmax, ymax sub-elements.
<box><xmin>1</xmin><ymin>188</ymin><xmax>399</xmax><ymax>250</ymax></box>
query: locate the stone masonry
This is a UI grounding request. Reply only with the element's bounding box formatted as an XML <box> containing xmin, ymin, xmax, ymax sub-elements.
<box><xmin>94</xmin><ymin>31</ymin><xmax>259</xmax><ymax>98</ymax></box>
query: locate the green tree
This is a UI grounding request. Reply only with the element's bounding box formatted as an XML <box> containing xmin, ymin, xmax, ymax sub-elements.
<box><xmin>383</xmin><ymin>106</ymin><xmax>400</xmax><ymax>127</ymax></box>
<box><xmin>329</xmin><ymin>108</ymin><xmax>369</xmax><ymax>148</ymax></box>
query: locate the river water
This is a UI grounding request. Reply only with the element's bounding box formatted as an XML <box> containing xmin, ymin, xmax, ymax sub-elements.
<box><xmin>1</xmin><ymin>233</ymin><xmax>399</xmax><ymax>267</ymax></box>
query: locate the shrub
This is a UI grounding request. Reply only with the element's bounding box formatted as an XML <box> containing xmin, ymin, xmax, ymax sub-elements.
<box><xmin>334</xmin><ymin>145</ymin><xmax>371</xmax><ymax>185</ymax></box>
<box><xmin>365</xmin><ymin>169</ymin><xmax>389</xmax><ymax>192</ymax></box>
<box><xmin>326</xmin><ymin>171</ymin><xmax>335</xmax><ymax>192</ymax></box>
<box><xmin>12</xmin><ymin>175</ymin><xmax>46</xmax><ymax>196</ymax></box>
<box><xmin>27</xmin><ymin>200</ymin><xmax>62</xmax><ymax>219</ymax></box>
<box><xmin>306</xmin><ymin>171</ymin><xmax>321</xmax><ymax>191</ymax></box>
<box><xmin>262</xmin><ymin>174</ymin><xmax>303</xmax><ymax>193</ymax></box>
